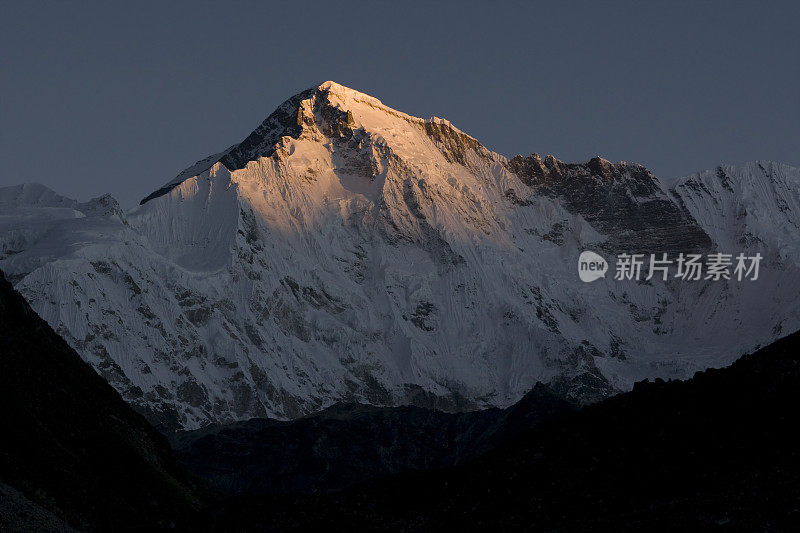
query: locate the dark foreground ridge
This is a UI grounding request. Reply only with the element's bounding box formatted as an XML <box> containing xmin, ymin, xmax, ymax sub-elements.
<box><xmin>171</xmin><ymin>384</ymin><xmax>573</xmax><ymax>495</ymax></box>
<box><xmin>216</xmin><ymin>331</ymin><xmax>800</xmax><ymax>531</ymax></box>
<box><xmin>0</xmin><ymin>271</ymin><xmax>204</xmax><ymax>532</ymax></box>
<box><xmin>2</xmin><ymin>269</ymin><xmax>799</xmax><ymax>531</ymax></box>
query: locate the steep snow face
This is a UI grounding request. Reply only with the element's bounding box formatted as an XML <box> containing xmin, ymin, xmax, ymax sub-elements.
<box><xmin>665</xmin><ymin>161</ymin><xmax>800</xmax><ymax>343</ymax></box>
<box><xmin>670</xmin><ymin>162</ymin><xmax>800</xmax><ymax>264</ymax></box>
<box><xmin>2</xmin><ymin>82</ymin><xmax>799</xmax><ymax>430</ymax></box>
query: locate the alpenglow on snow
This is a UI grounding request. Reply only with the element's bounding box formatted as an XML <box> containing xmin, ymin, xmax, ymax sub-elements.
<box><xmin>2</xmin><ymin>81</ymin><xmax>799</xmax><ymax>430</ymax></box>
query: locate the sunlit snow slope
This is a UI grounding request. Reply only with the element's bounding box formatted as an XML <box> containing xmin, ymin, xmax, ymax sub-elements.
<box><xmin>2</xmin><ymin>82</ymin><xmax>799</xmax><ymax>430</ymax></box>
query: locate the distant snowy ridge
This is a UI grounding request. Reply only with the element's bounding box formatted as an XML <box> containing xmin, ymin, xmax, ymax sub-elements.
<box><xmin>670</xmin><ymin>161</ymin><xmax>800</xmax><ymax>264</ymax></box>
<box><xmin>2</xmin><ymin>81</ymin><xmax>799</xmax><ymax>430</ymax></box>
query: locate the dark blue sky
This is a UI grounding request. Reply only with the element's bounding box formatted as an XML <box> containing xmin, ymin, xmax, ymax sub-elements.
<box><xmin>2</xmin><ymin>1</ymin><xmax>799</xmax><ymax>207</ymax></box>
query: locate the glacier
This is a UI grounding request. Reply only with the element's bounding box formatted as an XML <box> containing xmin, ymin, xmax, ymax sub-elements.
<box><xmin>2</xmin><ymin>81</ymin><xmax>799</xmax><ymax>430</ymax></box>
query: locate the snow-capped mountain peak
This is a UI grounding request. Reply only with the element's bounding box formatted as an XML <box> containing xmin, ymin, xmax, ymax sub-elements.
<box><xmin>2</xmin><ymin>83</ymin><xmax>799</xmax><ymax>430</ymax></box>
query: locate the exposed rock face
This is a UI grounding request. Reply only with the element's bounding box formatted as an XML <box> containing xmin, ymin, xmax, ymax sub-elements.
<box><xmin>220</xmin><ymin>89</ymin><xmax>317</xmax><ymax>172</ymax></box>
<box><xmin>507</xmin><ymin>154</ymin><xmax>713</xmax><ymax>255</ymax></box>
<box><xmin>2</xmin><ymin>82</ymin><xmax>799</xmax><ymax>430</ymax></box>
<box><xmin>139</xmin><ymin>88</ymin><xmax>318</xmax><ymax>205</ymax></box>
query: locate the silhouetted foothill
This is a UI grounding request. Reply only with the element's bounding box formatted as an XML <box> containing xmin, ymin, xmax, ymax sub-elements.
<box><xmin>3</xmin><ymin>264</ymin><xmax>800</xmax><ymax>531</ymax></box>
<box><xmin>170</xmin><ymin>383</ymin><xmax>573</xmax><ymax>495</ymax></box>
<box><xmin>214</xmin><ymin>329</ymin><xmax>800</xmax><ymax>532</ymax></box>
<box><xmin>0</xmin><ymin>270</ymin><xmax>204</xmax><ymax>532</ymax></box>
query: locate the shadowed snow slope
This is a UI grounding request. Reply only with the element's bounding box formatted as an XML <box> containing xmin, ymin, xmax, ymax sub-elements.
<box><xmin>2</xmin><ymin>82</ymin><xmax>799</xmax><ymax>430</ymax></box>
